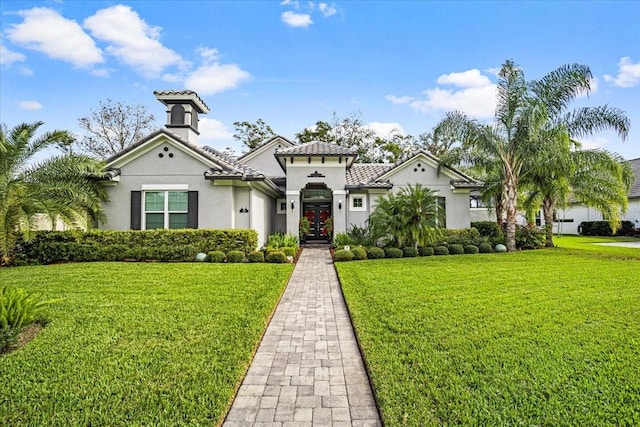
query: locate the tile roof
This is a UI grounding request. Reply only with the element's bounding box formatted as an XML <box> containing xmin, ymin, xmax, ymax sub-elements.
<box><xmin>153</xmin><ymin>90</ymin><xmax>210</xmax><ymax>113</ymax></box>
<box><xmin>275</xmin><ymin>141</ymin><xmax>357</xmax><ymax>156</ymax></box>
<box><xmin>346</xmin><ymin>164</ymin><xmax>393</xmax><ymax>188</ymax></box>
<box><xmin>200</xmin><ymin>146</ymin><xmax>267</xmax><ymax>180</ymax></box>
<box><xmin>630</xmin><ymin>157</ymin><xmax>640</xmax><ymax>198</ymax></box>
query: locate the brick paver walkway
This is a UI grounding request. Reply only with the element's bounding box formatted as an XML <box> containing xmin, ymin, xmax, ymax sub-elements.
<box><xmin>223</xmin><ymin>247</ymin><xmax>381</xmax><ymax>426</ymax></box>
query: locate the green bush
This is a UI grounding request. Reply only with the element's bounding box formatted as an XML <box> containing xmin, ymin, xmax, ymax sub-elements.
<box><xmin>384</xmin><ymin>247</ymin><xmax>403</xmax><ymax>258</ymax></box>
<box><xmin>281</xmin><ymin>247</ymin><xmax>296</xmax><ymax>257</ymax></box>
<box><xmin>464</xmin><ymin>244</ymin><xmax>479</xmax><ymax>254</ymax></box>
<box><xmin>578</xmin><ymin>220</ymin><xmax>635</xmax><ymax>236</ymax></box>
<box><xmin>478</xmin><ymin>242</ymin><xmax>493</xmax><ymax>253</ymax></box>
<box><xmin>226</xmin><ymin>250</ymin><xmax>245</xmax><ymax>263</ymax></box>
<box><xmin>208</xmin><ymin>251</ymin><xmax>226</xmax><ymax>263</ymax></box>
<box><xmin>437</xmin><ymin>228</ymin><xmax>485</xmax><ymax>247</ymax></box>
<box><xmin>333</xmin><ymin>232</ymin><xmax>353</xmax><ymax>248</ymax></box>
<box><xmin>471</xmin><ymin>221</ymin><xmax>503</xmax><ymax>239</ymax></box>
<box><xmin>419</xmin><ymin>246</ymin><xmax>434</xmax><ymax>256</ymax></box>
<box><xmin>265</xmin><ymin>251</ymin><xmax>286</xmax><ymax>263</ymax></box>
<box><xmin>333</xmin><ymin>249</ymin><xmax>354</xmax><ymax>262</ymax></box>
<box><xmin>434</xmin><ymin>245</ymin><xmax>449</xmax><ymax>255</ymax></box>
<box><xmin>402</xmin><ymin>247</ymin><xmax>418</xmax><ymax>257</ymax></box>
<box><xmin>16</xmin><ymin>229</ymin><xmax>258</xmax><ymax>264</ymax></box>
<box><xmin>247</xmin><ymin>251</ymin><xmax>264</xmax><ymax>263</ymax></box>
<box><xmin>267</xmin><ymin>233</ymin><xmax>299</xmax><ymax>252</ymax></box>
<box><xmin>515</xmin><ymin>225</ymin><xmax>545</xmax><ymax>250</ymax></box>
<box><xmin>449</xmin><ymin>244</ymin><xmax>464</xmax><ymax>255</ymax></box>
<box><xmin>1</xmin><ymin>286</ymin><xmax>57</xmax><ymax>353</ymax></box>
<box><xmin>367</xmin><ymin>247</ymin><xmax>385</xmax><ymax>259</ymax></box>
<box><xmin>347</xmin><ymin>224</ymin><xmax>375</xmax><ymax>247</ymax></box>
<box><xmin>351</xmin><ymin>246</ymin><xmax>367</xmax><ymax>260</ymax></box>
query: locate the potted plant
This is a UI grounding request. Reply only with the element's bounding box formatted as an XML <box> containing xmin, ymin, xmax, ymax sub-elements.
<box><xmin>299</xmin><ymin>217</ymin><xmax>310</xmax><ymax>241</ymax></box>
<box><xmin>323</xmin><ymin>216</ymin><xmax>333</xmax><ymax>242</ymax></box>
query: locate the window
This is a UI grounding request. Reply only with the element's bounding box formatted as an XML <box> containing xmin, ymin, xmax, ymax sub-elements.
<box><xmin>435</xmin><ymin>196</ymin><xmax>446</xmax><ymax>228</ymax></box>
<box><xmin>144</xmin><ymin>191</ymin><xmax>188</xmax><ymax>229</ymax></box>
<box><xmin>350</xmin><ymin>194</ymin><xmax>366</xmax><ymax>211</ymax></box>
<box><xmin>277</xmin><ymin>198</ymin><xmax>287</xmax><ymax>214</ymax></box>
<box><xmin>170</xmin><ymin>105</ymin><xmax>185</xmax><ymax>125</ymax></box>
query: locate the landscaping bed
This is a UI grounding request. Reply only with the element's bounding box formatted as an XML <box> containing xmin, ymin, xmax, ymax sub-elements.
<box><xmin>336</xmin><ymin>244</ymin><xmax>640</xmax><ymax>425</ymax></box>
<box><xmin>0</xmin><ymin>262</ymin><xmax>293</xmax><ymax>426</ymax></box>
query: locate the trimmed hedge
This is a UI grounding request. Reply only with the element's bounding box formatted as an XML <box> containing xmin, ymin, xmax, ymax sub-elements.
<box><xmin>367</xmin><ymin>247</ymin><xmax>385</xmax><ymax>259</ymax></box>
<box><xmin>578</xmin><ymin>220</ymin><xmax>636</xmax><ymax>236</ymax></box>
<box><xmin>266</xmin><ymin>251</ymin><xmax>286</xmax><ymax>263</ymax></box>
<box><xmin>419</xmin><ymin>246</ymin><xmax>434</xmax><ymax>256</ymax></box>
<box><xmin>478</xmin><ymin>243</ymin><xmax>493</xmax><ymax>253</ymax></box>
<box><xmin>434</xmin><ymin>245</ymin><xmax>449</xmax><ymax>255</ymax></box>
<box><xmin>208</xmin><ymin>251</ymin><xmax>226</xmax><ymax>263</ymax></box>
<box><xmin>437</xmin><ymin>228</ymin><xmax>486</xmax><ymax>247</ymax></box>
<box><xmin>471</xmin><ymin>221</ymin><xmax>503</xmax><ymax>239</ymax></box>
<box><xmin>464</xmin><ymin>244</ymin><xmax>479</xmax><ymax>254</ymax></box>
<box><xmin>16</xmin><ymin>229</ymin><xmax>258</xmax><ymax>264</ymax></box>
<box><xmin>402</xmin><ymin>247</ymin><xmax>418</xmax><ymax>257</ymax></box>
<box><xmin>226</xmin><ymin>250</ymin><xmax>245</xmax><ymax>263</ymax></box>
<box><xmin>334</xmin><ymin>249</ymin><xmax>354</xmax><ymax>262</ymax></box>
<box><xmin>448</xmin><ymin>244</ymin><xmax>465</xmax><ymax>255</ymax></box>
<box><xmin>351</xmin><ymin>246</ymin><xmax>367</xmax><ymax>260</ymax></box>
<box><xmin>384</xmin><ymin>247</ymin><xmax>403</xmax><ymax>258</ymax></box>
<box><xmin>247</xmin><ymin>251</ymin><xmax>264</xmax><ymax>263</ymax></box>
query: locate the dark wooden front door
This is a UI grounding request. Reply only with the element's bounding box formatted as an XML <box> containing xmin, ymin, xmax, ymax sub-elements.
<box><xmin>303</xmin><ymin>202</ymin><xmax>331</xmax><ymax>241</ymax></box>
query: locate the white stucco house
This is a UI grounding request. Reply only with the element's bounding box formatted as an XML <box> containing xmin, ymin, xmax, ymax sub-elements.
<box><xmin>98</xmin><ymin>90</ymin><xmax>485</xmax><ymax>246</ymax></box>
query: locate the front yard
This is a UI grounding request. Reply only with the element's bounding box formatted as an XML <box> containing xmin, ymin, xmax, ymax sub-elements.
<box><xmin>336</xmin><ymin>236</ymin><xmax>640</xmax><ymax>426</ymax></box>
<box><xmin>0</xmin><ymin>262</ymin><xmax>293</xmax><ymax>426</ymax></box>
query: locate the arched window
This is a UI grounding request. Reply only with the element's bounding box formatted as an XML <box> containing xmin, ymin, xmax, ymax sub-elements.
<box><xmin>170</xmin><ymin>105</ymin><xmax>185</xmax><ymax>125</ymax></box>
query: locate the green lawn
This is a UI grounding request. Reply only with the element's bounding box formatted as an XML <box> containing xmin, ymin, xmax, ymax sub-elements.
<box><xmin>0</xmin><ymin>262</ymin><xmax>293</xmax><ymax>426</ymax></box>
<box><xmin>336</xmin><ymin>239</ymin><xmax>640</xmax><ymax>426</ymax></box>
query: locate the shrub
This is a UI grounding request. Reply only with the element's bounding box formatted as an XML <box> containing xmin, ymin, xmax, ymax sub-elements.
<box><xmin>471</xmin><ymin>221</ymin><xmax>503</xmax><ymax>239</ymax></box>
<box><xmin>265</xmin><ymin>250</ymin><xmax>286</xmax><ymax>263</ymax></box>
<box><xmin>333</xmin><ymin>232</ymin><xmax>353</xmax><ymax>248</ymax></box>
<box><xmin>478</xmin><ymin>242</ymin><xmax>493</xmax><ymax>253</ymax></box>
<box><xmin>419</xmin><ymin>246</ymin><xmax>434</xmax><ymax>256</ymax></box>
<box><xmin>434</xmin><ymin>245</ymin><xmax>449</xmax><ymax>255</ymax></box>
<box><xmin>247</xmin><ymin>251</ymin><xmax>264</xmax><ymax>263</ymax></box>
<box><xmin>347</xmin><ymin>224</ymin><xmax>375</xmax><ymax>247</ymax></box>
<box><xmin>1</xmin><ymin>286</ymin><xmax>57</xmax><ymax>353</ymax></box>
<box><xmin>267</xmin><ymin>233</ymin><xmax>299</xmax><ymax>252</ymax></box>
<box><xmin>281</xmin><ymin>247</ymin><xmax>296</xmax><ymax>257</ymax></box>
<box><xmin>437</xmin><ymin>228</ymin><xmax>484</xmax><ymax>247</ymax></box>
<box><xmin>449</xmin><ymin>244</ymin><xmax>464</xmax><ymax>255</ymax></box>
<box><xmin>464</xmin><ymin>244</ymin><xmax>479</xmax><ymax>254</ymax></box>
<box><xmin>578</xmin><ymin>220</ymin><xmax>635</xmax><ymax>236</ymax></box>
<box><xmin>208</xmin><ymin>250</ymin><xmax>226</xmax><ymax>263</ymax></box>
<box><xmin>351</xmin><ymin>246</ymin><xmax>367</xmax><ymax>260</ymax></box>
<box><xmin>226</xmin><ymin>250</ymin><xmax>245</xmax><ymax>263</ymax></box>
<box><xmin>333</xmin><ymin>249</ymin><xmax>354</xmax><ymax>262</ymax></box>
<box><xmin>515</xmin><ymin>225</ymin><xmax>545</xmax><ymax>250</ymax></box>
<box><xmin>384</xmin><ymin>247</ymin><xmax>403</xmax><ymax>258</ymax></box>
<box><xmin>367</xmin><ymin>247</ymin><xmax>385</xmax><ymax>259</ymax></box>
<box><xmin>402</xmin><ymin>247</ymin><xmax>418</xmax><ymax>257</ymax></box>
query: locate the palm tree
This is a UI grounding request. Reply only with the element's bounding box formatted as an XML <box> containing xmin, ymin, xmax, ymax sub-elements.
<box><xmin>436</xmin><ymin>60</ymin><xmax>627</xmax><ymax>252</ymax></box>
<box><xmin>0</xmin><ymin>122</ymin><xmax>108</xmax><ymax>264</ymax></box>
<box><xmin>369</xmin><ymin>184</ymin><xmax>443</xmax><ymax>249</ymax></box>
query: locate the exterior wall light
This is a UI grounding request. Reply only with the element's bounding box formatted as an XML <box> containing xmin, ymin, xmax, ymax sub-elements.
<box><xmin>338</xmin><ymin>200</ymin><xmax>342</xmax><ymax>210</ymax></box>
<box><xmin>291</xmin><ymin>199</ymin><xmax>295</xmax><ymax>210</ymax></box>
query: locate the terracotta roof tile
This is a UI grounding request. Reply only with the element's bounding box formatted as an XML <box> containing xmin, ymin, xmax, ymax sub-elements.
<box><xmin>275</xmin><ymin>141</ymin><xmax>357</xmax><ymax>156</ymax></box>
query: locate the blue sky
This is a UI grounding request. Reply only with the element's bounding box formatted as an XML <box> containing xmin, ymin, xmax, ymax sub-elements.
<box><xmin>1</xmin><ymin>0</ymin><xmax>639</xmax><ymax>160</ymax></box>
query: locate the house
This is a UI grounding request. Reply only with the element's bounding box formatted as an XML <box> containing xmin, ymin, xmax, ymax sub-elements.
<box><xmin>99</xmin><ymin>90</ymin><xmax>483</xmax><ymax>246</ymax></box>
<box><xmin>554</xmin><ymin>157</ymin><xmax>640</xmax><ymax>234</ymax></box>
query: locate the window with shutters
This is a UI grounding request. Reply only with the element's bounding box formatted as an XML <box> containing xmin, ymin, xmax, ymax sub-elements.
<box><xmin>143</xmin><ymin>191</ymin><xmax>188</xmax><ymax>229</ymax></box>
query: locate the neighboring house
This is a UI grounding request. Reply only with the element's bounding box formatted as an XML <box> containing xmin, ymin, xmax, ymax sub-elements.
<box><xmin>99</xmin><ymin>90</ymin><xmax>483</xmax><ymax>246</ymax></box>
<box><xmin>554</xmin><ymin>157</ymin><xmax>640</xmax><ymax>235</ymax></box>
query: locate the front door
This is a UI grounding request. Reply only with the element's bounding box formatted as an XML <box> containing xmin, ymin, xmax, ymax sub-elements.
<box><xmin>303</xmin><ymin>202</ymin><xmax>331</xmax><ymax>241</ymax></box>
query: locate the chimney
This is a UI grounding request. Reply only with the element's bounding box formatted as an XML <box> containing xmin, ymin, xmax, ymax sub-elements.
<box><xmin>153</xmin><ymin>90</ymin><xmax>210</xmax><ymax>145</ymax></box>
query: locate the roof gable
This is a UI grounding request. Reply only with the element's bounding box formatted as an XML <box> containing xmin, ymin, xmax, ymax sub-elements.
<box><xmin>237</xmin><ymin>135</ymin><xmax>295</xmax><ymax>162</ymax></box>
<box><xmin>378</xmin><ymin>150</ymin><xmax>482</xmax><ymax>186</ymax></box>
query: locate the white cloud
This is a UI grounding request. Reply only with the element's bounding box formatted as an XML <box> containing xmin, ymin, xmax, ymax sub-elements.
<box><xmin>318</xmin><ymin>3</ymin><xmax>337</xmax><ymax>17</ymax></box>
<box><xmin>197</xmin><ymin>47</ymin><xmax>221</xmax><ymax>62</ymax></box>
<box><xmin>604</xmin><ymin>57</ymin><xmax>640</xmax><ymax>88</ymax></box>
<box><xmin>0</xmin><ymin>40</ymin><xmax>26</xmax><ymax>65</ymax></box>
<box><xmin>84</xmin><ymin>5</ymin><xmax>187</xmax><ymax>78</ymax></box>
<box><xmin>281</xmin><ymin>11</ymin><xmax>313</xmax><ymax>27</ymax></box>
<box><xmin>575</xmin><ymin>137</ymin><xmax>609</xmax><ymax>150</ymax></box>
<box><xmin>436</xmin><ymin>69</ymin><xmax>492</xmax><ymax>88</ymax></box>
<box><xmin>184</xmin><ymin>63</ymin><xmax>251</xmax><ymax>95</ymax></box>
<box><xmin>387</xmin><ymin>68</ymin><xmax>497</xmax><ymax>119</ymax></box>
<box><xmin>281</xmin><ymin>0</ymin><xmax>300</xmax><ymax>6</ymax></box>
<box><xmin>199</xmin><ymin>118</ymin><xmax>233</xmax><ymax>141</ymax></box>
<box><xmin>366</xmin><ymin>122</ymin><xmax>406</xmax><ymax>139</ymax></box>
<box><xmin>6</xmin><ymin>7</ymin><xmax>103</xmax><ymax>68</ymax></box>
<box><xmin>18</xmin><ymin>100</ymin><xmax>43</xmax><ymax>110</ymax></box>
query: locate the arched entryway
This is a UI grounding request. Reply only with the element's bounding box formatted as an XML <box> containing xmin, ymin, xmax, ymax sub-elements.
<box><xmin>301</xmin><ymin>183</ymin><xmax>332</xmax><ymax>242</ymax></box>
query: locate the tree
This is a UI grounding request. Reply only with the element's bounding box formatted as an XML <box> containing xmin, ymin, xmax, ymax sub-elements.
<box><xmin>233</xmin><ymin>119</ymin><xmax>276</xmax><ymax>151</ymax></box>
<box><xmin>77</xmin><ymin>99</ymin><xmax>156</xmax><ymax>159</ymax></box>
<box><xmin>0</xmin><ymin>122</ymin><xmax>108</xmax><ymax>264</ymax></box>
<box><xmin>368</xmin><ymin>184</ymin><xmax>443</xmax><ymax>249</ymax></box>
<box><xmin>295</xmin><ymin>120</ymin><xmax>334</xmax><ymax>144</ymax></box>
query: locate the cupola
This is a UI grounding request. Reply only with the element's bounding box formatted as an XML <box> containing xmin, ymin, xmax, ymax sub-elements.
<box><xmin>153</xmin><ymin>90</ymin><xmax>210</xmax><ymax>145</ymax></box>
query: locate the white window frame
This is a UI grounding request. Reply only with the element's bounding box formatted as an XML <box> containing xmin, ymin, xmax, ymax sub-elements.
<box><xmin>142</xmin><ymin>190</ymin><xmax>188</xmax><ymax>230</ymax></box>
<box><xmin>350</xmin><ymin>194</ymin><xmax>367</xmax><ymax>212</ymax></box>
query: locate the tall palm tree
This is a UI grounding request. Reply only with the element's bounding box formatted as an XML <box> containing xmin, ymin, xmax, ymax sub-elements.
<box><xmin>369</xmin><ymin>184</ymin><xmax>443</xmax><ymax>249</ymax></box>
<box><xmin>436</xmin><ymin>60</ymin><xmax>626</xmax><ymax>252</ymax></box>
<box><xmin>0</xmin><ymin>122</ymin><xmax>108</xmax><ymax>264</ymax></box>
